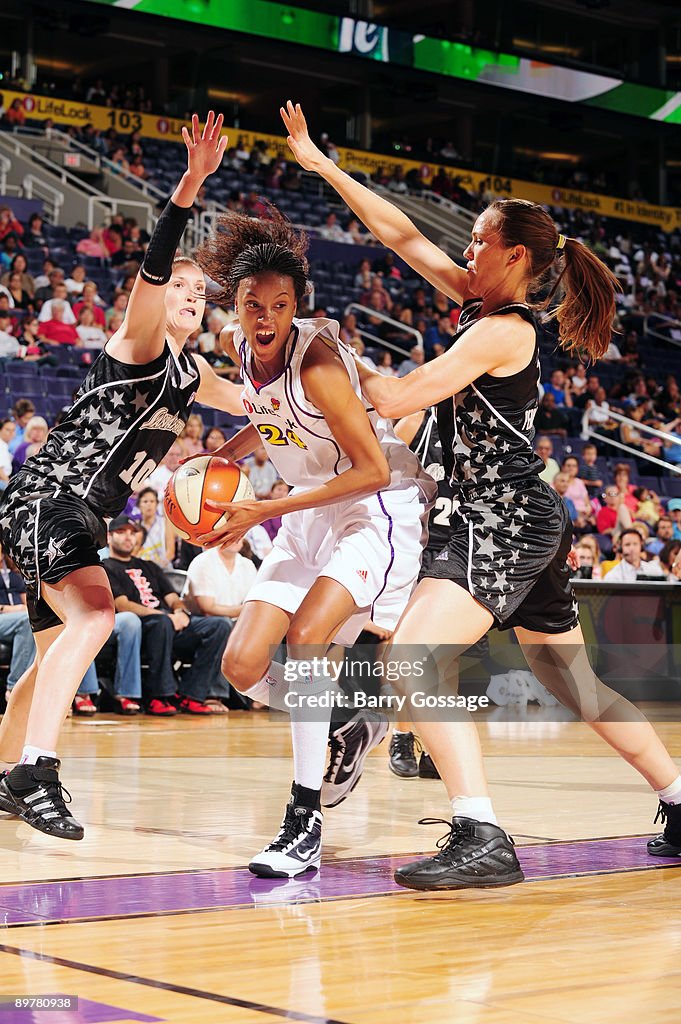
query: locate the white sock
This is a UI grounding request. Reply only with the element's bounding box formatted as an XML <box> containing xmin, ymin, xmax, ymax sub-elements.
<box><xmin>451</xmin><ymin>795</ymin><xmax>498</xmax><ymax>825</ymax></box>
<box><xmin>288</xmin><ymin>657</ymin><xmax>334</xmax><ymax>791</ymax></box>
<box><xmin>243</xmin><ymin>661</ymin><xmax>289</xmax><ymax>711</ymax></box>
<box><xmin>20</xmin><ymin>745</ymin><xmax>58</xmax><ymax>766</ymax></box>
<box><xmin>656</xmin><ymin>775</ymin><xmax>681</xmax><ymax>806</ymax></box>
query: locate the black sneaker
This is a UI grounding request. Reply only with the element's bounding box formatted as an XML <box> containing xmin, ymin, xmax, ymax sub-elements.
<box><xmin>418</xmin><ymin>751</ymin><xmax>440</xmax><ymax>780</ymax></box>
<box><xmin>0</xmin><ymin>758</ymin><xmax>84</xmax><ymax>841</ymax></box>
<box><xmin>389</xmin><ymin>731</ymin><xmax>419</xmax><ymax>778</ymax></box>
<box><xmin>648</xmin><ymin>800</ymin><xmax>681</xmax><ymax>857</ymax></box>
<box><xmin>249</xmin><ymin>797</ymin><xmax>323</xmax><ymax>878</ymax></box>
<box><xmin>394</xmin><ymin>817</ymin><xmax>525</xmax><ymax>891</ymax></box>
<box><xmin>322</xmin><ymin>710</ymin><xmax>388</xmax><ymax>808</ymax></box>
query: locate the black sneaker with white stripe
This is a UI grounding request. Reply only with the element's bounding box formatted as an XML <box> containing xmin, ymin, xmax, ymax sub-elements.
<box><xmin>0</xmin><ymin>757</ymin><xmax>84</xmax><ymax>840</ymax></box>
<box><xmin>322</xmin><ymin>710</ymin><xmax>388</xmax><ymax>808</ymax></box>
<box><xmin>0</xmin><ymin>769</ymin><xmax>15</xmax><ymax>814</ymax></box>
<box><xmin>395</xmin><ymin>817</ymin><xmax>524</xmax><ymax>891</ymax></box>
<box><xmin>648</xmin><ymin>800</ymin><xmax>681</xmax><ymax>857</ymax></box>
<box><xmin>249</xmin><ymin>793</ymin><xmax>323</xmax><ymax>878</ymax></box>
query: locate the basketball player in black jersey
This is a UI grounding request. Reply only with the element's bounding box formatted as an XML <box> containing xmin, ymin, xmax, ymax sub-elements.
<box><xmin>0</xmin><ymin>112</ymin><xmax>247</xmax><ymax>840</ymax></box>
<box><xmin>283</xmin><ymin>101</ymin><xmax>681</xmax><ymax>888</ymax></box>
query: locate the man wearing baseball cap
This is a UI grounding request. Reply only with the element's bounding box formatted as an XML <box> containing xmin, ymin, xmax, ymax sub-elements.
<box><xmin>667</xmin><ymin>499</ymin><xmax>681</xmax><ymax>541</ymax></box>
<box><xmin>102</xmin><ymin>516</ymin><xmax>231</xmax><ymax>715</ymax></box>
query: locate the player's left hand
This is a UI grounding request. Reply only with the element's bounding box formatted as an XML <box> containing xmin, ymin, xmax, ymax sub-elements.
<box><xmin>566</xmin><ymin>547</ymin><xmax>580</xmax><ymax>572</ymax></box>
<box><xmin>198</xmin><ymin>498</ymin><xmax>272</xmax><ymax>548</ymax></box>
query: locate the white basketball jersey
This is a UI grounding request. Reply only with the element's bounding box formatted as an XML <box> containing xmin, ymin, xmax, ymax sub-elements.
<box><xmin>236</xmin><ymin>317</ymin><xmax>429</xmax><ymax>493</ymax></box>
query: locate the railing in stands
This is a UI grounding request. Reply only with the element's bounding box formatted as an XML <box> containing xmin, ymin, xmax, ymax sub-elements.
<box><xmin>85</xmin><ymin>195</ymin><xmax>155</xmax><ymax>234</ymax></box>
<box><xmin>344</xmin><ymin>302</ymin><xmax>423</xmax><ymax>358</ymax></box>
<box><xmin>22</xmin><ymin>175</ymin><xmax>64</xmax><ymax>223</ymax></box>
<box><xmin>583</xmin><ymin>406</ymin><xmax>681</xmax><ymax>476</ymax></box>
<box><xmin>643</xmin><ymin>313</ymin><xmax>681</xmax><ymax>350</ymax></box>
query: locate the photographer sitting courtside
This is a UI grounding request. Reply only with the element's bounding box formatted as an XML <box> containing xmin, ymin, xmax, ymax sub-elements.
<box><xmin>102</xmin><ymin>516</ymin><xmax>231</xmax><ymax>715</ymax></box>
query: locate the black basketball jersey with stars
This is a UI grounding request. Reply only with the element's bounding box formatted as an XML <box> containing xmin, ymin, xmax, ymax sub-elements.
<box><xmin>437</xmin><ymin>299</ymin><xmax>544</xmax><ymax>489</ymax></box>
<box><xmin>14</xmin><ymin>342</ymin><xmax>199</xmax><ymax>519</ymax></box>
<box><xmin>410</xmin><ymin>408</ymin><xmax>453</xmax><ymax>552</ymax></box>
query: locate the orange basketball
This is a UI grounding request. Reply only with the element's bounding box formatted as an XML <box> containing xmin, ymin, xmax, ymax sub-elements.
<box><xmin>164</xmin><ymin>455</ymin><xmax>255</xmax><ymax>544</ymax></box>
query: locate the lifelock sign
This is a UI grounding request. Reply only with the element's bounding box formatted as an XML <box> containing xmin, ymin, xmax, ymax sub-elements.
<box><xmin>337</xmin><ymin>18</ymin><xmax>390</xmax><ymax>62</ymax></box>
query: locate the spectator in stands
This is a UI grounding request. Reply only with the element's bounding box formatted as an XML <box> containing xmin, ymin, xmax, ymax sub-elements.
<box><xmin>535</xmin><ymin>392</ymin><xmax>569</xmax><ymax>437</ymax></box>
<box><xmin>602</xmin><ymin>337</ymin><xmax>623</xmax><ymax>362</ymax></box>
<box><xmin>375</xmin><ymin>350</ymin><xmax>397</xmax><ymax>376</ymax></box>
<box><xmin>542</xmin><ymin>368</ymin><xmax>571</xmax><ymax>407</ymax></box>
<box><xmin>102</xmin><ymin>224</ymin><xmax>123</xmax><ymax>256</ymax></box>
<box><xmin>0</xmin><ymin>207</ymin><xmax>23</xmax><ymax>249</ymax></box>
<box><xmin>5</xmin><ymin>271</ymin><xmax>32</xmax><ymax>312</ymax></box>
<box><xmin>12</xmin><ymin>416</ymin><xmax>48</xmax><ymax>470</ymax></box>
<box><xmin>197</xmin><ymin>307</ymin><xmax>229</xmax><ymax>359</ymax></box>
<box><xmin>397</xmin><ymin>345</ymin><xmax>424</xmax><ymax>377</ymax></box>
<box><xmin>0</xmin><ymin>311</ymin><xmax>19</xmax><ymax>361</ymax></box>
<box><xmin>596</xmin><ymin>484</ymin><xmax>633</xmax><ymax>539</ymax></box>
<box><xmin>602</xmin><ymin>528</ymin><xmax>665</xmax><ymax>582</ymax></box>
<box><xmin>8</xmin><ymin>399</ymin><xmax>35</xmax><ymax>454</ymax></box>
<box><xmin>346</xmin><ymin>337</ymin><xmax>376</xmax><ymax>370</ymax></box>
<box><xmin>106</xmin><ymin>312</ymin><xmax>124</xmax><ymax>339</ymax></box>
<box><xmin>583</xmin><ymin>385</ymin><xmax>619</xmax><ymax>435</ymax></box>
<box><xmin>76</xmin><ymin>227</ymin><xmax>110</xmax><ymax>261</ymax></box>
<box><xmin>129</xmin><ymin>154</ymin><xmax>147</xmax><ymax>180</ymax></box>
<box><xmin>35</xmin><ymin>268</ymin><xmax>66</xmax><ymax>308</ymax></box>
<box><xmin>646</xmin><ymin>515</ymin><xmax>674</xmax><ymax>557</ymax></box>
<box><xmin>182</xmin><ymin>537</ymin><xmax>259</xmax><ymax>710</ymax></box>
<box><xmin>0</xmin><ymin>543</ymin><xmax>37</xmax><ymax>700</ymax></box>
<box><xmin>247</xmin><ymin>446</ymin><xmax>279</xmax><ymax>499</ymax></box>
<box><xmin>65</xmin><ymin>264</ymin><xmax>87</xmax><ymax>298</ymax></box>
<box><xmin>0</xmin><ymin>418</ymin><xmax>15</xmax><ymax>490</ymax></box>
<box><xmin>1</xmin><ymin>253</ymin><xmax>35</xmax><ymax>298</ymax></box>
<box><xmin>660</xmin><ymin>541</ymin><xmax>681</xmax><ymax>583</ymax></box>
<box><xmin>39</xmin><ymin>281</ymin><xmax>76</xmax><ymax>324</ymax></box>
<box><xmin>579</xmin><ymin>443</ymin><xmax>603</xmax><ymax>497</ymax></box>
<box><xmin>657</xmin><ymin>377</ymin><xmax>681</xmax><ymax>420</ymax></box>
<box><xmin>613</xmin><ymin>463</ymin><xmax>639</xmax><ymax>514</ymax></box>
<box><xmin>561</xmin><ymin>455</ymin><xmax>593</xmax><ymax>521</ymax></box>
<box><xmin>111</xmin><ymin>238</ymin><xmax>144</xmax><ymax>271</ymax></box>
<box><xmin>134</xmin><ymin>487</ymin><xmax>175</xmax><ymax>570</ymax></box>
<box><xmin>320</xmin><ymin>212</ymin><xmax>349</xmax><ymax>243</ymax></box>
<box><xmin>620</xmin><ymin>399</ymin><xmax>669</xmax><ymax>459</ymax></box>
<box><xmin>633</xmin><ymin>486</ymin><xmax>662</xmax><ymax>528</ymax></box>
<box><xmin>73</xmin><ymin>282</ymin><xmax>106</xmax><ymax>327</ymax></box>
<box><xmin>38</xmin><ymin>300</ymin><xmax>79</xmax><ymax>345</ymax></box>
<box><xmin>354</xmin><ymin>258</ymin><xmax>372</xmax><ymax>291</ymax></box>
<box><xmin>106</xmin><ymin>290</ymin><xmax>129</xmax><ymax>326</ymax></box>
<box><xmin>102</xmin><ymin>516</ymin><xmax>231</xmax><ymax>716</ymax></box>
<box><xmin>75</xmin><ymin>306</ymin><xmax>107</xmax><ymax>349</ymax></box>
<box><xmin>668</xmin><ymin>499</ymin><xmax>681</xmax><ymax>541</ymax></box>
<box><xmin>110</xmin><ymin>147</ymin><xmax>130</xmax><ymax>175</ymax></box>
<box><xmin>551</xmin><ymin>471</ymin><xmax>582</xmax><ymax>531</ymax></box>
<box><xmin>572</xmin><ymin>536</ymin><xmax>602</xmax><ymax>580</ymax></box>
<box><xmin>24</xmin><ymin>213</ymin><xmax>46</xmax><ymax>251</ymax></box>
<box><xmin>535</xmin><ymin>437</ymin><xmax>560</xmax><ymax>484</ymax></box>
<box><xmin>569</xmin><ymin>363</ymin><xmax>588</xmax><ymax>398</ymax></box>
<box><xmin>199</xmin><ymin>426</ymin><xmax>226</xmax><ymax>455</ymax></box>
<box><xmin>179</xmin><ymin>414</ymin><xmax>204</xmax><ymax>458</ymax></box>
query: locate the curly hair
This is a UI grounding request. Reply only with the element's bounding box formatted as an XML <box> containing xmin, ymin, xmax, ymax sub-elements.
<box><xmin>195</xmin><ymin>204</ymin><xmax>310</xmax><ymax>302</ymax></box>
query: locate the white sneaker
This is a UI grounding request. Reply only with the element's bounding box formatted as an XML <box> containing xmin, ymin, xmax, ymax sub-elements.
<box><xmin>322</xmin><ymin>710</ymin><xmax>389</xmax><ymax>808</ymax></box>
<box><xmin>249</xmin><ymin>798</ymin><xmax>323</xmax><ymax>878</ymax></box>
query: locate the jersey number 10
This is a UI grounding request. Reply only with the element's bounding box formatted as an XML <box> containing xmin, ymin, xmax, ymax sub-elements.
<box><xmin>119</xmin><ymin>450</ymin><xmax>157</xmax><ymax>490</ymax></box>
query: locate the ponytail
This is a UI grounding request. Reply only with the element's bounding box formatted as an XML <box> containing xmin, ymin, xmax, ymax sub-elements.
<box><xmin>544</xmin><ymin>238</ymin><xmax>620</xmax><ymax>361</ymax></box>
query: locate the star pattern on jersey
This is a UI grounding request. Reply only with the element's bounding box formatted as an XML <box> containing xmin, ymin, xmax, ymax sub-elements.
<box><xmin>46</xmin><ymin>537</ymin><xmax>66</xmax><ymax>565</ymax></box>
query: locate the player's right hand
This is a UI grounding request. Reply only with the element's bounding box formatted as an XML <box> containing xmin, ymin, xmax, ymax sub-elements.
<box><xmin>280</xmin><ymin>101</ymin><xmax>326</xmax><ymax>172</ymax></box>
<box><xmin>182</xmin><ymin>111</ymin><xmax>228</xmax><ymax>180</ymax></box>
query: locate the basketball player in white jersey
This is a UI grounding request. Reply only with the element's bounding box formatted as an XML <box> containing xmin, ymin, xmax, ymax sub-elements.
<box><xmin>195</xmin><ymin>211</ymin><xmax>435</xmax><ymax>878</ymax></box>
<box><xmin>0</xmin><ymin>113</ymin><xmax>249</xmax><ymax>840</ymax></box>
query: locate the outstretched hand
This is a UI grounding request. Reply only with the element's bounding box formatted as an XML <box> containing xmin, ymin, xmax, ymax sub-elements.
<box><xmin>280</xmin><ymin>101</ymin><xmax>326</xmax><ymax>172</ymax></box>
<box><xmin>197</xmin><ymin>498</ymin><xmax>273</xmax><ymax>549</ymax></box>
<box><xmin>182</xmin><ymin>111</ymin><xmax>228</xmax><ymax>180</ymax></box>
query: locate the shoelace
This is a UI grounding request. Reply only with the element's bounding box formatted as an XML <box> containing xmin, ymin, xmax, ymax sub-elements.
<box><xmin>417</xmin><ymin>817</ymin><xmax>476</xmax><ymax>861</ymax></box>
<box><xmin>392</xmin><ymin>733</ymin><xmax>422</xmax><ymax>759</ymax></box>
<box><xmin>654</xmin><ymin>801</ymin><xmax>667</xmax><ymax>826</ymax></box>
<box><xmin>36</xmin><ymin>776</ymin><xmax>74</xmax><ymax>816</ymax></box>
<box><xmin>269</xmin><ymin>805</ymin><xmax>310</xmax><ymax>851</ymax></box>
<box><xmin>324</xmin><ymin>734</ymin><xmax>345</xmax><ymax>782</ymax></box>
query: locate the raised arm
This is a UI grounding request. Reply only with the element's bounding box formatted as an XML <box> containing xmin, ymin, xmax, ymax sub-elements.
<box><xmin>108</xmin><ymin>112</ymin><xmax>227</xmax><ymax>364</ymax></box>
<box><xmin>281</xmin><ymin>101</ymin><xmax>468</xmax><ymax>304</ymax></box>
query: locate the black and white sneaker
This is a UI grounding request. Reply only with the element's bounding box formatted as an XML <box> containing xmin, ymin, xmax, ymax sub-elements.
<box><xmin>418</xmin><ymin>751</ymin><xmax>440</xmax><ymax>780</ymax></box>
<box><xmin>394</xmin><ymin>817</ymin><xmax>525</xmax><ymax>891</ymax></box>
<box><xmin>249</xmin><ymin>797</ymin><xmax>323</xmax><ymax>878</ymax></box>
<box><xmin>648</xmin><ymin>800</ymin><xmax>681</xmax><ymax>857</ymax></box>
<box><xmin>0</xmin><ymin>757</ymin><xmax>84</xmax><ymax>840</ymax></box>
<box><xmin>322</xmin><ymin>710</ymin><xmax>388</xmax><ymax>808</ymax></box>
<box><xmin>389</xmin><ymin>731</ymin><xmax>419</xmax><ymax>778</ymax></box>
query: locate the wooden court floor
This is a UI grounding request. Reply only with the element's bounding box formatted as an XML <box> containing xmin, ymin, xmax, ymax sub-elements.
<box><xmin>1</xmin><ymin>707</ymin><xmax>681</xmax><ymax>1024</ymax></box>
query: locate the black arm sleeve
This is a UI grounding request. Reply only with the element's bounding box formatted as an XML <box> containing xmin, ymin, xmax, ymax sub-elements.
<box><xmin>140</xmin><ymin>200</ymin><xmax>192</xmax><ymax>286</ymax></box>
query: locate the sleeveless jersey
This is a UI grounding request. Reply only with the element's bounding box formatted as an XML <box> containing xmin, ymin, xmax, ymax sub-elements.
<box><xmin>15</xmin><ymin>342</ymin><xmax>199</xmax><ymax>519</ymax></box>
<box><xmin>410</xmin><ymin>408</ymin><xmax>454</xmax><ymax>551</ymax></box>
<box><xmin>437</xmin><ymin>299</ymin><xmax>544</xmax><ymax>489</ymax></box>
<box><xmin>236</xmin><ymin>317</ymin><xmax>429</xmax><ymax>494</ymax></box>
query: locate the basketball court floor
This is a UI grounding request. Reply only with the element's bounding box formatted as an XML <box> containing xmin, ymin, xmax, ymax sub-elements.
<box><xmin>1</xmin><ymin>709</ymin><xmax>680</xmax><ymax>1023</ymax></box>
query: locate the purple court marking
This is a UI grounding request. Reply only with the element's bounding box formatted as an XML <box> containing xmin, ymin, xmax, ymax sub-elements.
<box><xmin>0</xmin><ymin>837</ymin><xmax>678</xmax><ymax>926</ymax></box>
<box><xmin>0</xmin><ymin>997</ymin><xmax>162</xmax><ymax>1023</ymax></box>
